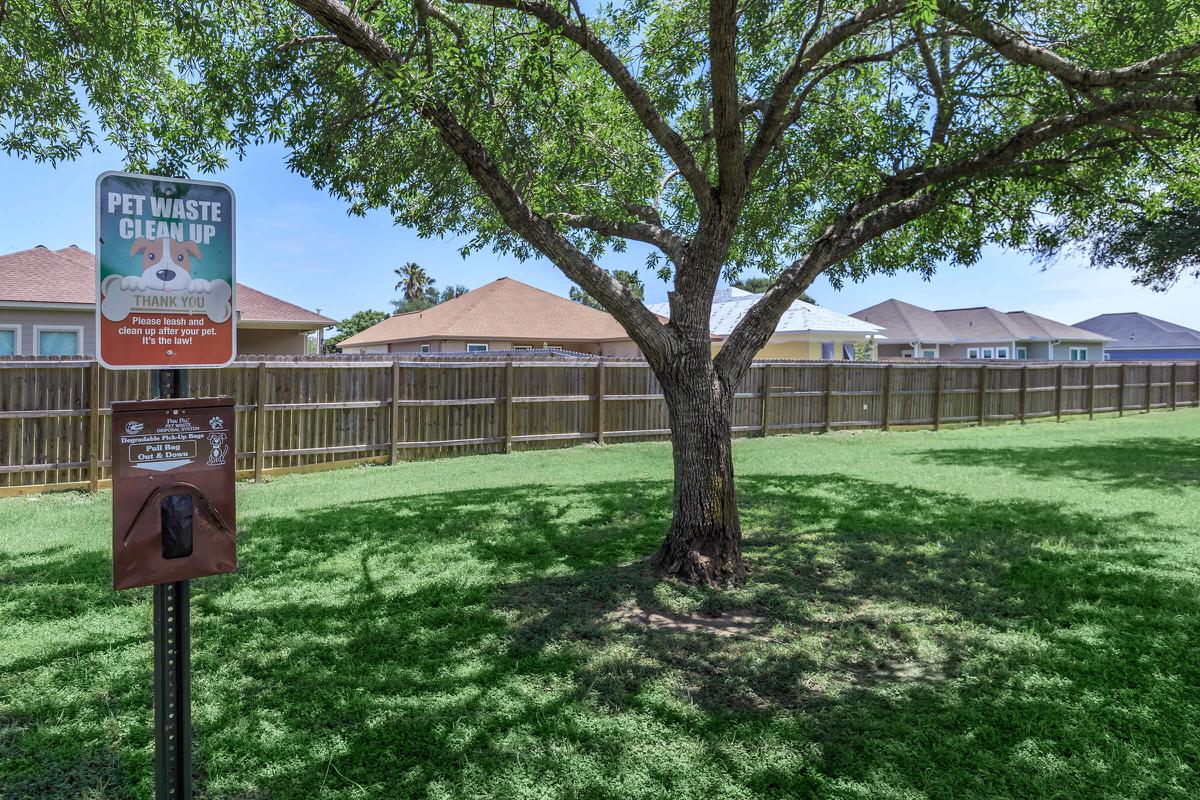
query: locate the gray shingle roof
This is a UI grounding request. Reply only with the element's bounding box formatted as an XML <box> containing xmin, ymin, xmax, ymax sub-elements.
<box><xmin>852</xmin><ymin>300</ymin><xmax>1111</xmax><ymax>344</ymax></box>
<box><xmin>1075</xmin><ymin>312</ymin><xmax>1200</xmax><ymax>350</ymax></box>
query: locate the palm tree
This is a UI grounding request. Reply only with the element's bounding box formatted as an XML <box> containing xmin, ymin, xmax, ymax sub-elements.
<box><xmin>394</xmin><ymin>262</ymin><xmax>432</xmax><ymax>301</ymax></box>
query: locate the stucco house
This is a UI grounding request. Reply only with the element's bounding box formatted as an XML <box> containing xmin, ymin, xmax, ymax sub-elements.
<box><xmin>852</xmin><ymin>299</ymin><xmax>1110</xmax><ymax>360</ymax></box>
<box><xmin>0</xmin><ymin>245</ymin><xmax>334</xmax><ymax>357</ymax></box>
<box><xmin>338</xmin><ymin>277</ymin><xmax>646</xmax><ymax>356</ymax></box>
<box><xmin>647</xmin><ymin>287</ymin><xmax>884</xmax><ymax>360</ymax></box>
<box><xmin>1075</xmin><ymin>313</ymin><xmax>1200</xmax><ymax>360</ymax></box>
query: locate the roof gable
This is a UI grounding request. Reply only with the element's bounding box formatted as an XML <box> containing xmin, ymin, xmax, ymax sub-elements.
<box><xmin>851</xmin><ymin>299</ymin><xmax>957</xmax><ymax>342</ymax></box>
<box><xmin>853</xmin><ymin>299</ymin><xmax>1112</xmax><ymax>344</ymax></box>
<box><xmin>339</xmin><ymin>277</ymin><xmax>637</xmax><ymax>346</ymax></box>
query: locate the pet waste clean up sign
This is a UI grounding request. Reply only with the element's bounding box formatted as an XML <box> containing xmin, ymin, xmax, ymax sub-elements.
<box><xmin>96</xmin><ymin>172</ymin><xmax>236</xmax><ymax>369</ymax></box>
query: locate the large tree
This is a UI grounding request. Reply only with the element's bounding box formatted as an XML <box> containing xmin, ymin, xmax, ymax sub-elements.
<box><xmin>5</xmin><ymin>0</ymin><xmax>1199</xmax><ymax>583</ymax></box>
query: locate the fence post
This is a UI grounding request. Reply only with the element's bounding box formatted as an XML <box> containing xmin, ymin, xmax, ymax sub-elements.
<box><xmin>761</xmin><ymin>364</ymin><xmax>773</xmax><ymax>436</ymax></box>
<box><xmin>882</xmin><ymin>363</ymin><xmax>894</xmax><ymax>431</ymax></box>
<box><xmin>254</xmin><ymin>361</ymin><xmax>267</xmax><ymax>483</ymax></box>
<box><xmin>595</xmin><ymin>360</ymin><xmax>606</xmax><ymax>444</ymax></box>
<box><xmin>389</xmin><ymin>361</ymin><xmax>401</xmax><ymax>465</ymax></box>
<box><xmin>504</xmin><ymin>360</ymin><xmax>515</xmax><ymax>454</ymax></box>
<box><xmin>88</xmin><ymin>361</ymin><xmax>101</xmax><ymax>491</ymax></box>
<box><xmin>978</xmin><ymin>363</ymin><xmax>988</xmax><ymax>427</ymax></box>
<box><xmin>1088</xmin><ymin>363</ymin><xmax>1097</xmax><ymax>419</ymax></box>
<box><xmin>1018</xmin><ymin>365</ymin><xmax>1028</xmax><ymax>424</ymax></box>
<box><xmin>1055</xmin><ymin>363</ymin><xmax>1063</xmax><ymax>422</ymax></box>
<box><xmin>1171</xmin><ymin>362</ymin><xmax>1178</xmax><ymax>411</ymax></box>
<box><xmin>1118</xmin><ymin>363</ymin><xmax>1126</xmax><ymax>417</ymax></box>
<box><xmin>933</xmin><ymin>364</ymin><xmax>943</xmax><ymax>431</ymax></box>
<box><xmin>1144</xmin><ymin>363</ymin><xmax>1152</xmax><ymax>413</ymax></box>
<box><xmin>823</xmin><ymin>362</ymin><xmax>834</xmax><ymax>433</ymax></box>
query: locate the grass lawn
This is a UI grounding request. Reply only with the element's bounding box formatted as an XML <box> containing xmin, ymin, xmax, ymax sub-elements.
<box><xmin>2</xmin><ymin>410</ymin><xmax>1199</xmax><ymax>799</ymax></box>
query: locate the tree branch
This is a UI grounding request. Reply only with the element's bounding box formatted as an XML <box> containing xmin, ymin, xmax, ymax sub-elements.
<box><xmin>709</xmin><ymin>0</ymin><xmax>746</xmax><ymax>202</ymax></box>
<box><xmin>447</xmin><ymin>0</ymin><xmax>714</xmax><ymax>216</ymax></box>
<box><xmin>551</xmin><ymin>212</ymin><xmax>688</xmax><ymax>261</ymax></box>
<box><xmin>938</xmin><ymin>1</ymin><xmax>1200</xmax><ymax>89</ymax></box>
<box><xmin>717</xmin><ymin>92</ymin><xmax>1200</xmax><ymax>380</ymax></box>
<box><xmin>746</xmin><ymin>0</ymin><xmax>906</xmax><ymax>178</ymax></box>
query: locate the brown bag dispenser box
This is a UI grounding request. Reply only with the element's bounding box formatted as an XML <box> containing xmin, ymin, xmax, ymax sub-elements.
<box><xmin>112</xmin><ymin>397</ymin><xmax>237</xmax><ymax>591</ymax></box>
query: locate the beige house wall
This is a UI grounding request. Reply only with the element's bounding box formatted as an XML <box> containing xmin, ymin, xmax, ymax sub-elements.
<box><xmin>238</xmin><ymin>327</ymin><xmax>309</xmax><ymax>356</ymax></box>
<box><xmin>0</xmin><ymin>306</ymin><xmax>94</xmax><ymax>355</ymax></box>
<box><xmin>712</xmin><ymin>334</ymin><xmax>870</xmax><ymax>361</ymax></box>
<box><xmin>0</xmin><ymin>306</ymin><xmax>316</xmax><ymax>357</ymax></box>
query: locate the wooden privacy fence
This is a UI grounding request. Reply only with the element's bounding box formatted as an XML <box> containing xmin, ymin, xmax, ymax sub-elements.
<box><xmin>1</xmin><ymin>357</ymin><xmax>1197</xmax><ymax>496</ymax></box>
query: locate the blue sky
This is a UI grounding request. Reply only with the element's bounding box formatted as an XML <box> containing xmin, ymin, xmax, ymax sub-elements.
<box><xmin>2</xmin><ymin>142</ymin><xmax>1196</xmax><ymax>331</ymax></box>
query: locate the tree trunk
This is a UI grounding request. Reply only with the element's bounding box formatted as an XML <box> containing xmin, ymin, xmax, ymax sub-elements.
<box><xmin>652</xmin><ymin>355</ymin><xmax>747</xmax><ymax>585</ymax></box>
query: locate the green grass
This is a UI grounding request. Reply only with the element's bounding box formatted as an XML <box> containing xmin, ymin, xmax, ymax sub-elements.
<box><xmin>2</xmin><ymin>410</ymin><xmax>1199</xmax><ymax>799</ymax></box>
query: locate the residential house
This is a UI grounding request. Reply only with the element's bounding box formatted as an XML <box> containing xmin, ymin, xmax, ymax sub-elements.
<box><xmin>1075</xmin><ymin>312</ymin><xmax>1200</xmax><ymax>360</ymax></box>
<box><xmin>647</xmin><ymin>287</ymin><xmax>884</xmax><ymax>360</ymax></box>
<box><xmin>0</xmin><ymin>245</ymin><xmax>334</xmax><ymax>357</ymax></box>
<box><xmin>338</xmin><ymin>277</ymin><xmax>645</xmax><ymax>356</ymax></box>
<box><xmin>852</xmin><ymin>299</ymin><xmax>1110</xmax><ymax>360</ymax></box>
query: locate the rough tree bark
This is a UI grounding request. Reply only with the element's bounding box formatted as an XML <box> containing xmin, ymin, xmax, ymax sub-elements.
<box><xmin>652</xmin><ymin>343</ymin><xmax>746</xmax><ymax>585</ymax></box>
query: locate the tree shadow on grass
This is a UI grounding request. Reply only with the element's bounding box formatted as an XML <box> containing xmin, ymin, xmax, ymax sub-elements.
<box><xmin>912</xmin><ymin>435</ymin><xmax>1200</xmax><ymax>492</ymax></box>
<box><xmin>2</xmin><ymin>475</ymin><xmax>1198</xmax><ymax>799</ymax></box>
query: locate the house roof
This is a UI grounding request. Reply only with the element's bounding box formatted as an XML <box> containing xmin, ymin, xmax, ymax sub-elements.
<box><xmin>339</xmin><ymin>277</ymin><xmax>638</xmax><ymax>347</ymax></box>
<box><xmin>646</xmin><ymin>287</ymin><xmax>884</xmax><ymax>337</ymax></box>
<box><xmin>0</xmin><ymin>245</ymin><xmax>334</xmax><ymax>328</ymax></box>
<box><xmin>851</xmin><ymin>299</ymin><xmax>957</xmax><ymax>343</ymax></box>
<box><xmin>1075</xmin><ymin>312</ymin><xmax>1200</xmax><ymax>350</ymax></box>
<box><xmin>852</xmin><ymin>299</ymin><xmax>1111</xmax><ymax>344</ymax></box>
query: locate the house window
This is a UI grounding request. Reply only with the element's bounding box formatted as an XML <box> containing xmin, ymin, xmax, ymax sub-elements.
<box><xmin>980</xmin><ymin>347</ymin><xmax>994</xmax><ymax>359</ymax></box>
<box><xmin>1069</xmin><ymin>347</ymin><xmax>1088</xmax><ymax>361</ymax></box>
<box><xmin>967</xmin><ymin>348</ymin><xmax>980</xmax><ymax>359</ymax></box>
<box><xmin>821</xmin><ymin>342</ymin><xmax>835</xmax><ymax>360</ymax></box>
<box><xmin>512</xmin><ymin>345</ymin><xmax>532</xmax><ymax>351</ymax></box>
<box><xmin>419</xmin><ymin>343</ymin><xmax>431</xmax><ymax>353</ymax></box>
<box><xmin>34</xmin><ymin>325</ymin><xmax>83</xmax><ymax>356</ymax></box>
<box><xmin>465</xmin><ymin>343</ymin><xmax>488</xmax><ymax>353</ymax></box>
<box><xmin>922</xmin><ymin>349</ymin><xmax>937</xmax><ymax>359</ymax></box>
<box><xmin>842</xmin><ymin>343</ymin><xmax>856</xmax><ymax>361</ymax></box>
<box><xmin>995</xmin><ymin>347</ymin><xmax>1009</xmax><ymax>359</ymax></box>
<box><xmin>1015</xmin><ymin>346</ymin><xmax>1028</xmax><ymax>360</ymax></box>
<box><xmin>0</xmin><ymin>326</ymin><xmax>18</xmax><ymax>356</ymax></box>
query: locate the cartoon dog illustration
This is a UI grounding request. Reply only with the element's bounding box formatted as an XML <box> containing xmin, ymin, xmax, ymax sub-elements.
<box><xmin>120</xmin><ymin>238</ymin><xmax>213</xmax><ymax>293</ymax></box>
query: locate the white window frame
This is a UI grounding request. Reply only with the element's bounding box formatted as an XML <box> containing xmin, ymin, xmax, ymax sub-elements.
<box><xmin>980</xmin><ymin>347</ymin><xmax>994</xmax><ymax>359</ymax></box>
<box><xmin>511</xmin><ymin>345</ymin><xmax>533</xmax><ymax>351</ymax></box>
<box><xmin>33</xmin><ymin>325</ymin><xmax>84</xmax><ymax>356</ymax></box>
<box><xmin>995</xmin><ymin>347</ymin><xmax>1009</xmax><ymax>359</ymax></box>
<box><xmin>967</xmin><ymin>348</ymin><xmax>980</xmax><ymax>359</ymax></box>
<box><xmin>465</xmin><ymin>342</ymin><xmax>488</xmax><ymax>353</ymax></box>
<box><xmin>921</xmin><ymin>349</ymin><xmax>937</xmax><ymax>359</ymax></box>
<box><xmin>419</xmin><ymin>343</ymin><xmax>431</xmax><ymax>353</ymax></box>
<box><xmin>0</xmin><ymin>324</ymin><xmax>20</xmax><ymax>357</ymax></box>
<box><xmin>1069</xmin><ymin>347</ymin><xmax>1088</xmax><ymax>361</ymax></box>
<box><xmin>1015</xmin><ymin>346</ymin><xmax>1028</xmax><ymax>360</ymax></box>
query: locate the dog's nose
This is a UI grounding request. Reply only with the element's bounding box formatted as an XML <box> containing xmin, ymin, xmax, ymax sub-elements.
<box><xmin>156</xmin><ymin>269</ymin><xmax>176</xmax><ymax>282</ymax></box>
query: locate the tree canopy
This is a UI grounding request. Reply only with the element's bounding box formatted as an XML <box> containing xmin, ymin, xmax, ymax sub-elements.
<box><xmin>1086</xmin><ymin>203</ymin><xmax>1200</xmax><ymax>292</ymax></box>
<box><xmin>323</xmin><ymin>308</ymin><xmax>389</xmax><ymax>351</ymax></box>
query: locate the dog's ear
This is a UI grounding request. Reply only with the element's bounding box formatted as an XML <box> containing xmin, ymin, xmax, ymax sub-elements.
<box><xmin>179</xmin><ymin>241</ymin><xmax>203</xmax><ymax>261</ymax></box>
<box><xmin>129</xmin><ymin>238</ymin><xmax>153</xmax><ymax>256</ymax></box>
